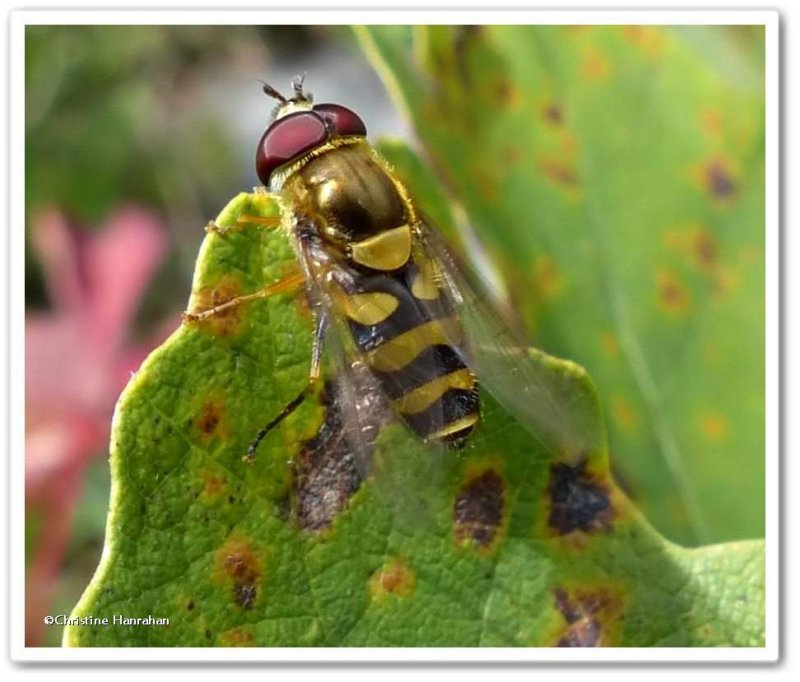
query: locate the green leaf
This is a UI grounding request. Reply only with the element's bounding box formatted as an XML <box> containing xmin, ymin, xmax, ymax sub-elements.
<box><xmin>357</xmin><ymin>25</ymin><xmax>765</xmax><ymax>546</ymax></box>
<box><xmin>66</xmin><ymin>192</ymin><xmax>763</xmax><ymax>647</ymax></box>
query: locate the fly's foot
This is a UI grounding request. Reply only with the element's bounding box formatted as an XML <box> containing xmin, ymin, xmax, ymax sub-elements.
<box><xmin>205</xmin><ymin>214</ymin><xmax>281</xmax><ymax>235</ymax></box>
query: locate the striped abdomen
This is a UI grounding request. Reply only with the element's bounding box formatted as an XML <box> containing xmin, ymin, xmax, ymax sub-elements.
<box><xmin>334</xmin><ymin>262</ymin><xmax>480</xmax><ymax>446</ymax></box>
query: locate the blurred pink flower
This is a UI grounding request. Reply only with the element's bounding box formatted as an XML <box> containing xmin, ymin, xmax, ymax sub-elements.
<box><xmin>25</xmin><ymin>206</ymin><xmax>168</xmax><ymax>645</ymax></box>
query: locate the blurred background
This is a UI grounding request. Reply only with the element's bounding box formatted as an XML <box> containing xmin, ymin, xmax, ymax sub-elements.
<box><xmin>25</xmin><ymin>24</ymin><xmax>766</xmax><ymax>647</ymax></box>
<box><xmin>25</xmin><ymin>24</ymin><xmax>407</xmax><ymax>647</ymax></box>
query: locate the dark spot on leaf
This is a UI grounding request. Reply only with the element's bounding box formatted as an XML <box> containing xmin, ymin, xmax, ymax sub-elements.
<box><xmin>228</xmin><ymin>495</ymin><xmax>236</xmax><ymax>504</ymax></box>
<box><xmin>233</xmin><ymin>584</ymin><xmax>257</xmax><ymax>610</ymax></box>
<box><xmin>204</xmin><ymin>628</ymin><xmax>213</xmax><ymax>640</ymax></box>
<box><xmin>493</xmin><ymin>78</ymin><xmax>521</xmax><ymax>108</ymax></box>
<box><xmin>195</xmin><ymin>399</ymin><xmax>228</xmax><ymax>441</ymax></box>
<box><xmin>543</xmin><ymin>103</ymin><xmax>564</xmax><ymax>126</ymax></box>
<box><xmin>553</xmin><ymin>587</ymin><xmax>622</xmax><ymax>647</ymax></box>
<box><xmin>186</xmin><ymin>600</ymin><xmax>195</xmax><ymax>611</ymax></box>
<box><xmin>656</xmin><ymin>268</ymin><xmax>690</xmax><ymax>314</ymax></box>
<box><xmin>539</xmin><ymin>157</ymin><xmax>579</xmax><ymax>188</ymax></box>
<box><xmin>219</xmin><ymin>628</ymin><xmax>255</xmax><ymax>647</ymax></box>
<box><xmin>293</xmin><ymin>380</ymin><xmax>374</xmax><ymax>531</ymax></box>
<box><xmin>548</xmin><ymin>461</ymin><xmax>612</xmax><ymax>535</ymax></box>
<box><xmin>454</xmin><ymin>26</ymin><xmax>483</xmax><ymax>87</ymax></box>
<box><xmin>216</xmin><ymin>536</ymin><xmax>262</xmax><ymax>610</ymax></box>
<box><xmin>453</xmin><ymin>469</ymin><xmax>505</xmax><ymax>549</ymax></box>
<box><xmin>201</xmin><ymin>472</ymin><xmax>227</xmax><ymax>498</ymax></box>
<box><xmin>369</xmin><ymin>558</ymin><xmax>416</xmax><ymax>601</ymax></box>
<box><xmin>704</xmin><ymin>159</ymin><xmax>737</xmax><ymax>200</ymax></box>
<box><xmin>197</xmin><ymin>408</ymin><xmax>219</xmax><ymax>434</ymax></box>
<box><xmin>693</xmin><ymin>229</ymin><xmax>717</xmax><ymax>269</ymax></box>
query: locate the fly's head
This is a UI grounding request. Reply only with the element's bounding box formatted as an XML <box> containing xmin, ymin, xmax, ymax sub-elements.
<box><xmin>255</xmin><ymin>75</ymin><xmax>367</xmax><ymax>187</ymax></box>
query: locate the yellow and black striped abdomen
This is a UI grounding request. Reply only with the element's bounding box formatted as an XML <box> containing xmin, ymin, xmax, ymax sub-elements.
<box><xmin>335</xmin><ymin>264</ymin><xmax>480</xmax><ymax>446</ymax></box>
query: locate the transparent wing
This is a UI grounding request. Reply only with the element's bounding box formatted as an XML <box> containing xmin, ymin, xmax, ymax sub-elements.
<box><xmin>292</xmin><ymin>232</ymin><xmax>389</xmax><ymax>476</ymax></box>
<box><xmin>413</xmin><ymin>219</ymin><xmax>596</xmax><ymax>459</ymax></box>
<box><xmin>293</xmin><ymin>224</ymin><xmax>448</xmax><ymax>526</ymax></box>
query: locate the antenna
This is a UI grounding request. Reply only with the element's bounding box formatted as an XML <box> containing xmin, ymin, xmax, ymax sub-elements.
<box><xmin>259</xmin><ymin>80</ymin><xmax>288</xmax><ymax>104</ymax></box>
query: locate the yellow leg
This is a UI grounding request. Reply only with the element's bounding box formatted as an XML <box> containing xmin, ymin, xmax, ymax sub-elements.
<box><xmin>244</xmin><ymin>311</ymin><xmax>328</xmax><ymax>462</ymax></box>
<box><xmin>182</xmin><ymin>270</ymin><xmax>306</xmax><ymax>322</ymax></box>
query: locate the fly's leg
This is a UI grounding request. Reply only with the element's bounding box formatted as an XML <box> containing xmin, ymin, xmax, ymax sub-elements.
<box><xmin>182</xmin><ymin>270</ymin><xmax>305</xmax><ymax>322</ymax></box>
<box><xmin>205</xmin><ymin>212</ymin><xmax>282</xmax><ymax>235</ymax></box>
<box><xmin>244</xmin><ymin>311</ymin><xmax>327</xmax><ymax>463</ymax></box>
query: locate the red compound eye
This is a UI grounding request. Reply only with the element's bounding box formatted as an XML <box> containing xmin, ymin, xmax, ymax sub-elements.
<box><xmin>256</xmin><ymin>111</ymin><xmax>328</xmax><ymax>185</ymax></box>
<box><xmin>313</xmin><ymin>103</ymin><xmax>367</xmax><ymax>137</ymax></box>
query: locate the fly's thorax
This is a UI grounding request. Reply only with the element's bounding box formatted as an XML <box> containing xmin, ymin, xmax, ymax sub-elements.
<box><xmin>283</xmin><ymin>143</ymin><xmax>417</xmax><ymax>272</ymax></box>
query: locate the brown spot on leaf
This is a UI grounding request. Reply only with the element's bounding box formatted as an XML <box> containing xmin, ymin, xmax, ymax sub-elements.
<box><xmin>293</xmin><ymin>380</ymin><xmax>373</xmax><ymax>531</ymax></box>
<box><xmin>548</xmin><ymin>460</ymin><xmax>612</xmax><ymax>535</ymax></box>
<box><xmin>700</xmin><ymin>108</ymin><xmax>723</xmax><ymax>138</ymax></box>
<box><xmin>454</xmin><ymin>25</ymin><xmax>483</xmax><ymax>87</ymax></box>
<box><xmin>369</xmin><ymin>558</ymin><xmax>416</xmax><ymax>601</ymax></box>
<box><xmin>698</xmin><ymin>157</ymin><xmax>738</xmax><ymax>202</ymax></box>
<box><xmin>187</xmin><ymin>273</ymin><xmax>247</xmax><ymax>337</ymax></box>
<box><xmin>580</xmin><ymin>45</ymin><xmax>612</xmax><ymax>82</ymax></box>
<box><xmin>663</xmin><ymin>224</ymin><xmax>720</xmax><ymax>275</ymax></box>
<box><xmin>186</xmin><ymin>600</ymin><xmax>195</xmax><ymax>611</ymax></box>
<box><xmin>195</xmin><ymin>398</ymin><xmax>228</xmax><ymax>441</ymax></box>
<box><xmin>202</xmin><ymin>472</ymin><xmax>227</xmax><ymax>498</ymax></box>
<box><xmin>656</xmin><ymin>268</ymin><xmax>691</xmax><ymax>314</ymax></box>
<box><xmin>600</xmin><ymin>332</ymin><xmax>619</xmax><ymax>357</ymax></box>
<box><xmin>535</xmin><ymin>255</ymin><xmax>565</xmax><ymax>300</ymax></box>
<box><xmin>215</xmin><ymin>536</ymin><xmax>263</xmax><ymax>610</ymax></box>
<box><xmin>621</xmin><ymin>26</ymin><xmax>667</xmax><ymax>59</ymax></box>
<box><xmin>470</xmin><ymin>164</ymin><xmax>500</xmax><ymax>203</ymax></box>
<box><xmin>493</xmin><ymin>78</ymin><xmax>522</xmax><ymax>109</ymax></box>
<box><xmin>219</xmin><ymin>629</ymin><xmax>255</xmax><ymax>647</ymax></box>
<box><xmin>539</xmin><ymin>157</ymin><xmax>579</xmax><ymax>189</ymax></box>
<box><xmin>542</xmin><ymin>102</ymin><xmax>564</xmax><ymax>126</ymax></box>
<box><xmin>693</xmin><ymin>228</ymin><xmax>718</xmax><ymax>270</ymax></box>
<box><xmin>700</xmin><ymin>413</ymin><xmax>728</xmax><ymax>441</ymax></box>
<box><xmin>453</xmin><ymin>468</ymin><xmax>505</xmax><ymax>550</ymax></box>
<box><xmin>553</xmin><ymin>587</ymin><xmax>623</xmax><ymax>647</ymax></box>
<box><xmin>611</xmin><ymin>394</ymin><xmax>637</xmax><ymax>432</ymax></box>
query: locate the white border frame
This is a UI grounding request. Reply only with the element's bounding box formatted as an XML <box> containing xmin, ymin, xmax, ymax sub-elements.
<box><xmin>8</xmin><ymin>8</ymin><xmax>780</xmax><ymax>663</ymax></box>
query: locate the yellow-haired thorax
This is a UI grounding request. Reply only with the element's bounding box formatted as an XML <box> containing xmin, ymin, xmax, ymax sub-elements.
<box><xmin>269</xmin><ymin>136</ymin><xmax>367</xmax><ymax>192</ymax></box>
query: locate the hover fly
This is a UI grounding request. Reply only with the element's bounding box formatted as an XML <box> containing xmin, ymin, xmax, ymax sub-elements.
<box><xmin>187</xmin><ymin>76</ymin><xmax>568</xmax><ymax>463</ymax></box>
